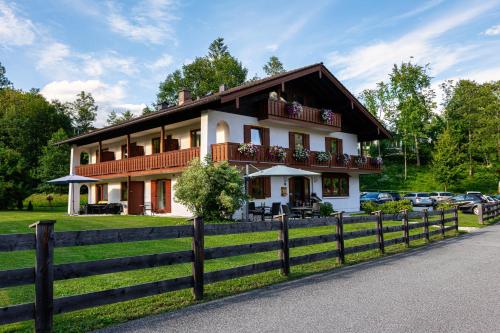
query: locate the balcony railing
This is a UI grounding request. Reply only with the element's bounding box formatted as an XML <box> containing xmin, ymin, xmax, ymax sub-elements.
<box><xmin>75</xmin><ymin>147</ymin><xmax>200</xmax><ymax>177</ymax></box>
<box><xmin>261</xmin><ymin>99</ymin><xmax>341</xmax><ymax>128</ymax></box>
<box><xmin>211</xmin><ymin>143</ymin><xmax>381</xmax><ymax>172</ymax></box>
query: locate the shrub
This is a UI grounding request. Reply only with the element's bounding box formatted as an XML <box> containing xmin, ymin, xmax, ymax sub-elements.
<box><xmin>319</xmin><ymin>202</ymin><xmax>334</xmax><ymax>216</ymax></box>
<box><xmin>174</xmin><ymin>157</ymin><xmax>246</xmax><ymax>221</ymax></box>
<box><xmin>361</xmin><ymin>199</ymin><xmax>412</xmax><ymax>214</ymax></box>
<box><xmin>361</xmin><ymin>201</ymin><xmax>379</xmax><ymax>214</ymax></box>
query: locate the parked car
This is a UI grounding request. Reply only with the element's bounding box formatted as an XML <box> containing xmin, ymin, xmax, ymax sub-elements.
<box><xmin>360</xmin><ymin>192</ymin><xmax>394</xmax><ymax>205</ymax></box>
<box><xmin>388</xmin><ymin>192</ymin><xmax>402</xmax><ymax>201</ymax></box>
<box><xmin>429</xmin><ymin>192</ymin><xmax>453</xmax><ymax>203</ymax></box>
<box><xmin>484</xmin><ymin>195</ymin><xmax>499</xmax><ymax>203</ymax></box>
<box><xmin>447</xmin><ymin>194</ymin><xmax>486</xmax><ymax>215</ymax></box>
<box><xmin>403</xmin><ymin>193</ymin><xmax>433</xmax><ymax>207</ymax></box>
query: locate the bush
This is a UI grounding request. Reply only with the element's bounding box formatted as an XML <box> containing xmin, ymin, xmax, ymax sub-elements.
<box><xmin>174</xmin><ymin>157</ymin><xmax>246</xmax><ymax>221</ymax></box>
<box><xmin>319</xmin><ymin>202</ymin><xmax>334</xmax><ymax>216</ymax></box>
<box><xmin>362</xmin><ymin>199</ymin><xmax>413</xmax><ymax>214</ymax></box>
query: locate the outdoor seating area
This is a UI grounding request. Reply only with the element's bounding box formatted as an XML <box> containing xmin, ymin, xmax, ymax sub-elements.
<box><xmin>79</xmin><ymin>203</ymin><xmax>123</xmax><ymax>215</ymax></box>
<box><xmin>248</xmin><ymin>201</ymin><xmax>321</xmax><ymax>221</ymax></box>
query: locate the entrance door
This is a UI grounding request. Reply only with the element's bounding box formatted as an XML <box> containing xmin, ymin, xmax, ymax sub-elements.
<box><xmin>289</xmin><ymin>177</ymin><xmax>310</xmax><ymax>206</ymax></box>
<box><xmin>128</xmin><ymin>181</ymin><xmax>144</xmax><ymax>215</ymax></box>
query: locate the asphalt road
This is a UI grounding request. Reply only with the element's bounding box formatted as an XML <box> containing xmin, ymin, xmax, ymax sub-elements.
<box><xmin>100</xmin><ymin>224</ymin><xmax>500</xmax><ymax>333</ymax></box>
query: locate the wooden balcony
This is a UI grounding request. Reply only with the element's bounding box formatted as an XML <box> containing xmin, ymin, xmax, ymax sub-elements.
<box><xmin>211</xmin><ymin>143</ymin><xmax>381</xmax><ymax>173</ymax></box>
<box><xmin>260</xmin><ymin>99</ymin><xmax>341</xmax><ymax>130</ymax></box>
<box><xmin>75</xmin><ymin>147</ymin><xmax>200</xmax><ymax>177</ymax></box>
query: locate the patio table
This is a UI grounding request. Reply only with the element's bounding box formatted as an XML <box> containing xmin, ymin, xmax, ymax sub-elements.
<box><xmin>291</xmin><ymin>206</ymin><xmax>313</xmax><ymax>219</ymax></box>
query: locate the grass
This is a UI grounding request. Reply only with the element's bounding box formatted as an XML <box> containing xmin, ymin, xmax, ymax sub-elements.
<box><xmin>0</xmin><ymin>209</ymin><xmax>489</xmax><ymax>333</ymax></box>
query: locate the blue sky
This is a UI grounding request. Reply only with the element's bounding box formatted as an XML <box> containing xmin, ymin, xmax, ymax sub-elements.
<box><xmin>1</xmin><ymin>0</ymin><xmax>499</xmax><ymax>125</ymax></box>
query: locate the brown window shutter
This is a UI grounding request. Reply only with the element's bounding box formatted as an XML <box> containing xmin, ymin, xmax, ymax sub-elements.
<box><xmin>165</xmin><ymin>179</ymin><xmax>172</xmax><ymax>213</ymax></box>
<box><xmin>289</xmin><ymin>132</ymin><xmax>295</xmax><ymax>149</ymax></box>
<box><xmin>303</xmin><ymin>134</ymin><xmax>310</xmax><ymax>150</ymax></box>
<box><xmin>248</xmin><ymin>178</ymin><xmax>254</xmax><ymax>197</ymax></box>
<box><xmin>264</xmin><ymin>177</ymin><xmax>271</xmax><ymax>198</ymax></box>
<box><xmin>244</xmin><ymin>125</ymin><xmax>251</xmax><ymax>143</ymax></box>
<box><xmin>262</xmin><ymin>128</ymin><xmax>270</xmax><ymax>146</ymax></box>
<box><xmin>151</xmin><ymin>180</ymin><xmax>157</xmax><ymax>212</ymax></box>
<box><xmin>338</xmin><ymin>139</ymin><xmax>343</xmax><ymax>155</ymax></box>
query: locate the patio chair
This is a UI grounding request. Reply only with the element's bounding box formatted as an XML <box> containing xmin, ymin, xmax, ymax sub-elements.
<box><xmin>142</xmin><ymin>202</ymin><xmax>154</xmax><ymax>216</ymax></box>
<box><xmin>307</xmin><ymin>202</ymin><xmax>321</xmax><ymax>218</ymax></box>
<box><xmin>264</xmin><ymin>202</ymin><xmax>281</xmax><ymax>220</ymax></box>
<box><xmin>282</xmin><ymin>204</ymin><xmax>300</xmax><ymax>219</ymax></box>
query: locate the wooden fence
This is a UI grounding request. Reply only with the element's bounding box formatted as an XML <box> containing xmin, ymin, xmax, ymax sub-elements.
<box><xmin>478</xmin><ymin>202</ymin><xmax>500</xmax><ymax>224</ymax></box>
<box><xmin>0</xmin><ymin>208</ymin><xmax>458</xmax><ymax>332</ymax></box>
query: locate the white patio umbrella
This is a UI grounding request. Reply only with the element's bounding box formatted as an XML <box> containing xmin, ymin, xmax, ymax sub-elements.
<box><xmin>244</xmin><ymin>166</ymin><xmax>320</xmax><ymax>220</ymax></box>
<box><xmin>47</xmin><ymin>174</ymin><xmax>99</xmax><ymax>215</ymax></box>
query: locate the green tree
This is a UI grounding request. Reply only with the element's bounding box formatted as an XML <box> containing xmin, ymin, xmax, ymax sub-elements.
<box><xmin>0</xmin><ymin>61</ymin><xmax>12</xmax><ymax>89</ymax></box>
<box><xmin>0</xmin><ymin>147</ymin><xmax>29</xmax><ymax>209</ymax></box>
<box><xmin>68</xmin><ymin>91</ymin><xmax>97</xmax><ymax>134</ymax></box>
<box><xmin>263</xmin><ymin>56</ymin><xmax>285</xmax><ymax>76</ymax></box>
<box><xmin>388</xmin><ymin>61</ymin><xmax>435</xmax><ymax>177</ymax></box>
<box><xmin>107</xmin><ymin>110</ymin><xmax>135</xmax><ymax>125</ymax></box>
<box><xmin>157</xmin><ymin>38</ymin><xmax>248</xmax><ymax>105</ymax></box>
<box><xmin>432</xmin><ymin>129</ymin><xmax>463</xmax><ymax>191</ymax></box>
<box><xmin>37</xmin><ymin>129</ymin><xmax>70</xmax><ymax>193</ymax></box>
<box><xmin>142</xmin><ymin>105</ymin><xmax>156</xmax><ymax>115</ymax></box>
<box><xmin>174</xmin><ymin>157</ymin><xmax>246</xmax><ymax>220</ymax></box>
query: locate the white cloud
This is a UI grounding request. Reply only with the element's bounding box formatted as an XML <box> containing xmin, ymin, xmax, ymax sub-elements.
<box><xmin>391</xmin><ymin>0</ymin><xmax>445</xmax><ymax>21</ymax></box>
<box><xmin>483</xmin><ymin>24</ymin><xmax>500</xmax><ymax>36</ymax></box>
<box><xmin>327</xmin><ymin>2</ymin><xmax>498</xmax><ymax>92</ymax></box>
<box><xmin>36</xmin><ymin>42</ymin><xmax>71</xmax><ymax>70</ymax></box>
<box><xmin>147</xmin><ymin>53</ymin><xmax>174</xmax><ymax>71</ymax></box>
<box><xmin>0</xmin><ymin>1</ymin><xmax>36</xmax><ymax>46</ymax></box>
<box><xmin>81</xmin><ymin>52</ymin><xmax>138</xmax><ymax>77</ymax></box>
<box><xmin>107</xmin><ymin>0</ymin><xmax>178</xmax><ymax>44</ymax></box>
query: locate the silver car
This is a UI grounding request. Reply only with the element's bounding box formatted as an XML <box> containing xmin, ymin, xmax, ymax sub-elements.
<box><xmin>429</xmin><ymin>192</ymin><xmax>453</xmax><ymax>203</ymax></box>
<box><xmin>403</xmin><ymin>193</ymin><xmax>434</xmax><ymax>207</ymax></box>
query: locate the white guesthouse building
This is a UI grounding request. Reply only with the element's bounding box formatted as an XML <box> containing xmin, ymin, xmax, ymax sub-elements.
<box><xmin>60</xmin><ymin>64</ymin><xmax>390</xmax><ymax>217</ymax></box>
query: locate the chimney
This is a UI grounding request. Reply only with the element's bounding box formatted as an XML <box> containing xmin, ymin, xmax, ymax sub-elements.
<box><xmin>219</xmin><ymin>84</ymin><xmax>227</xmax><ymax>93</ymax></box>
<box><xmin>178</xmin><ymin>89</ymin><xmax>191</xmax><ymax>106</ymax></box>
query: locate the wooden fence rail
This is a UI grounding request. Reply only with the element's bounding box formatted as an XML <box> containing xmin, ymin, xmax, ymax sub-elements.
<box><xmin>0</xmin><ymin>208</ymin><xmax>459</xmax><ymax>332</ymax></box>
<box><xmin>478</xmin><ymin>202</ymin><xmax>500</xmax><ymax>224</ymax></box>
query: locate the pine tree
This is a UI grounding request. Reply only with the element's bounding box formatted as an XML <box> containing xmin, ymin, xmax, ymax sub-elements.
<box><xmin>432</xmin><ymin>129</ymin><xmax>463</xmax><ymax>191</ymax></box>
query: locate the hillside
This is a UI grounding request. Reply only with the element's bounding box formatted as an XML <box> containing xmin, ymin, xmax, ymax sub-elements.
<box><xmin>360</xmin><ymin>159</ymin><xmax>499</xmax><ymax>194</ymax></box>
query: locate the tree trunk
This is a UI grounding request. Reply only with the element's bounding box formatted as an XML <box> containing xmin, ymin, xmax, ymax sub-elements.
<box><xmin>468</xmin><ymin>129</ymin><xmax>473</xmax><ymax>176</ymax></box>
<box><xmin>403</xmin><ymin>142</ymin><xmax>407</xmax><ymax>180</ymax></box>
<box><xmin>414</xmin><ymin>134</ymin><xmax>420</xmax><ymax>167</ymax></box>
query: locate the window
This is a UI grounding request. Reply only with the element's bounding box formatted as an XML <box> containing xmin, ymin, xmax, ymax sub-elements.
<box><xmin>289</xmin><ymin>132</ymin><xmax>309</xmax><ymax>150</ymax></box>
<box><xmin>152</xmin><ymin>137</ymin><xmax>161</xmax><ymax>154</ymax></box>
<box><xmin>96</xmin><ymin>184</ymin><xmax>108</xmax><ymax>202</ymax></box>
<box><xmin>325</xmin><ymin>137</ymin><xmax>342</xmax><ymax>155</ymax></box>
<box><xmin>250</xmin><ymin>127</ymin><xmax>263</xmax><ymax>145</ymax></box>
<box><xmin>190</xmin><ymin>129</ymin><xmax>201</xmax><ymax>148</ymax></box>
<box><xmin>248</xmin><ymin>177</ymin><xmax>271</xmax><ymax>199</ymax></box>
<box><xmin>322</xmin><ymin>174</ymin><xmax>349</xmax><ymax>197</ymax></box>
<box><xmin>294</xmin><ymin>133</ymin><xmax>304</xmax><ymax>149</ymax></box>
<box><xmin>120</xmin><ymin>182</ymin><xmax>128</xmax><ymax>201</ymax></box>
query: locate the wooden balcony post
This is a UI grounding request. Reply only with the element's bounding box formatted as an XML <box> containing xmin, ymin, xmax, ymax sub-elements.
<box><xmin>126</xmin><ymin>134</ymin><xmax>131</xmax><ymax>159</ymax></box>
<box><xmin>98</xmin><ymin>141</ymin><xmax>102</xmax><ymax>163</ymax></box>
<box><xmin>29</xmin><ymin>220</ymin><xmax>56</xmax><ymax>333</ymax></box>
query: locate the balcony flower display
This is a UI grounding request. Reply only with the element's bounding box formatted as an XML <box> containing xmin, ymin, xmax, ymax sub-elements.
<box><xmin>320</xmin><ymin>108</ymin><xmax>333</xmax><ymax>123</ymax></box>
<box><xmin>286</xmin><ymin>101</ymin><xmax>303</xmax><ymax>117</ymax></box>
<box><xmin>315</xmin><ymin>151</ymin><xmax>331</xmax><ymax>163</ymax></box>
<box><xmin>293</xmin><ymin>145</ymin><xmax>310</xmax><ymax>162</ymax></box>
<box><xmin>355</xmin><ymin>155</ymin><xmax>367</xmax><ymax>166</ymax></box>
<box><xmin>269</xmin><ymin>145</ymin><xmax>287</xmax><ymax>162</ymax></box>
<box><xmin>337</xmin><ymin>153</ymin><xmax>351</xmax><ymax>167</ymax></box>
<box><xmin>238</xmin><ymin>143</ymin><xmax>259</xmax><ymax>157</ymax></box>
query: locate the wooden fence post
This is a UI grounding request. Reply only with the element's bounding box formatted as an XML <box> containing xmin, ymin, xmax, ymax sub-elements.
<box><xmin>478</xmin><ymin>204</ymin><xmax>484</xmax><ymax>225</ymax></box>
<box><xmin>375</xmin><ymin>211</ymin><xmax>384</xmax><ymax>254</ymax></box>
<box><xmin>440</xmin><ymin>208</ymin><xmax>445</xmax><ymax>238</ymax></box>
<box><xmin>335</xmin><ymin>212</ymin><xmax>345</xmax><ymax>264</ymax></box>
<box><xmin>402</xmin><ymin>209</ymin><xmax>409</xmax><ymax>247</ymax></box>
<box><xmin>423</xmin><ymin>209</ymin><xmax>430</xmax><ymax>242</ymax></box>
<box><xmin>192</xmin><ymin>216</ymin><xmax>204</xmax><ymax>301</ymax></box>
<box><xmin>454</xmin><ymin>206</ymin><xmax>459</xmax><ymax>232</ymax></box>
<box><xmin>279</xmin><ymin>214</ymin><xmax>290</xmax><ymax>276</ymax></box>
<box><xmin>29</xmin><ymin>220</ymin><xmax>55</xmax><ymax>333</ymax></box>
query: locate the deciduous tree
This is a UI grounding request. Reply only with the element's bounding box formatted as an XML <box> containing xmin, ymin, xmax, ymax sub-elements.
<box><xmin>263</xmin><ymin>56</ymin><xmax>285</xmax><ymax>76</ymax></box>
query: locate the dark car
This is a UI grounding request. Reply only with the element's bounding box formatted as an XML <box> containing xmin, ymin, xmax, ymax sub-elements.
<box><xmin>360</xmin><ymin>192</ymin><xmax>394</xmax><ymax>205</ymax></box>
<box><xmin>448</xmin><ymin>194</ymin><xmax>486</xmax><ymax>215</ymax></box>
<box><xmin>388</xmin><ymin>192</ymin><xmax>402</xmax><ymax>201</ymax></box>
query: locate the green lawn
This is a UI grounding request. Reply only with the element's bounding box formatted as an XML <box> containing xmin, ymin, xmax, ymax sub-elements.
<box><xmin>0</xmin><ymin>209</ymin><xmax>481</xmax><ymax>333</ymax></box>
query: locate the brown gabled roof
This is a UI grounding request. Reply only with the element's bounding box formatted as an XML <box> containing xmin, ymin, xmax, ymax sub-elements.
<box><xmin>58</xmin><ymin>63</ymin><xmax>390</xmax><ymax>145</ymax></box>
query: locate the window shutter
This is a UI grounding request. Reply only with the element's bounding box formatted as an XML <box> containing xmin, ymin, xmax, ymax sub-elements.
<box><xmin>289</xmin><ymin>132</ymin><xmax>295</xmax><ymax>149</ymax></box>
<box><xmin>338</xmin><ymin>139</ymin><xmax>343</xmax><ymax>155</ymax></box>
<box><xmin>325</xmin><ymin>137</ymin><xmax>332</xmax><ymax>153</ymax></box>
<box><xmin>165</xmin><ymin>179</ymin><xmax>172</xmax><ymax>213</ymax></box>
<box><xmin>248</xmin><ymin>178</ymin><xmax>254</xmax><ymax>198</ymax></box>
<box><xmin>262</xmin><ymin>128</ymin><xmax>270</xmax><ymax>146</ymax></box>
<box><xmin>303</xmin><ymin>134</ymin><xmax>310</xmax><ymax>150</ymax></box>
<box><xmin>151</xmin><ymin>180</ymin><xmax>157</xmax><ymax>212</ymax></box>
<box><xmin>244</xmin><ymin>125</ymin><xmax>251</xmax><ymax>143</ymax></box>
<box><xmin>263</xmin><ymin>177</ymin><xmax>271</xmax><ymax>198</ymax></box>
